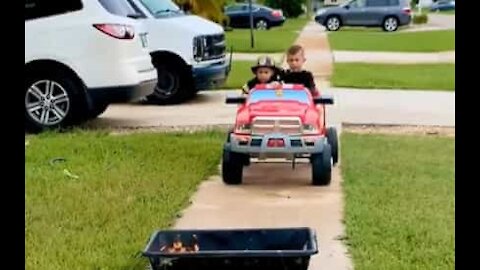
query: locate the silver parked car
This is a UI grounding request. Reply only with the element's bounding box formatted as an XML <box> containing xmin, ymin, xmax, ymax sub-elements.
<box><xmin>315</xmin><ymin>0</ymin><xmax>412</xmax><ymax>32</ymax></box>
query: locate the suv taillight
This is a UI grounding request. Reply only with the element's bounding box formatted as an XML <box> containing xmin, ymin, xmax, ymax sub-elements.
<box><xmin>402</xmin><ymin>7</ymin><xmax>412</xmax><ymax>15</ymax></box>
<box><xmin>272</xmin><ymin>10</ymin><xmax>282</xmax><ymax>17</ymax></box>
<box><xmin>93</xmin><ymin>24</ymin><xmax>135</xmax><ymax>39</ymax></box>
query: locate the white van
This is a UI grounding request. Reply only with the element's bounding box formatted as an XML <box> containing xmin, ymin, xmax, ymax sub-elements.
<box><xmin>25</xmin><ymin>0</ymin><xmax>157</xmax><ymax>131</ymax></box>
<box><xmin>126</xmin><ymin>0</ymin><xmax>230</xmax><ymax>104</ymax></box>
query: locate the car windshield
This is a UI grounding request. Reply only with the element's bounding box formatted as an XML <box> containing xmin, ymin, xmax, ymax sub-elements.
<box><xmin>249</xmin><ymin>90</ymin><xmax>310</xmax><ymax>104</ymax></box>
<box><xmin>138</xmin><ymin>0</ymin><xmax>183</xmax><ymax>18</ymax></box>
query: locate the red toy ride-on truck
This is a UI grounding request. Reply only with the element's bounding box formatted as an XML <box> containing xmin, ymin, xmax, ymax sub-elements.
<box><xmin>222</xmin><ymin>83</ymin><xmax>338</xmax><ymax>186</ymax></box>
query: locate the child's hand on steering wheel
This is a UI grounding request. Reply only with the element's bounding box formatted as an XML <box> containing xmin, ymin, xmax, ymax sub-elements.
<box><xmin>268</xmin><ymin>81</ymin><xmax>282</xmax><ymax>88</ymax></box>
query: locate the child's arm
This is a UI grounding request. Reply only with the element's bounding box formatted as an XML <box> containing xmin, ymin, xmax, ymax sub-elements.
<box><xmin>306</xmin><ymin>71</ymin><xmax>320</xmax><ymax>97</ymax></box>
<box><xmin>241</xmin><ymin>78</ymin><xmax>257</xmax><ymax>95</ymax></box>
<box><xmin>241</xmin><ymin>83</ymin><xmax>250</xmax><ymax>95</ymax></box>
<box><xmin>268</xmin><ymin>68</ymin><xmax>285</xmax><ymax>88</ymax></box>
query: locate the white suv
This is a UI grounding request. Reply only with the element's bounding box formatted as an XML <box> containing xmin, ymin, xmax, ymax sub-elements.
<box><xmin>25</xmin><ymin>0</ymin><xmax>157</xmax><ymax>131</ymax></box>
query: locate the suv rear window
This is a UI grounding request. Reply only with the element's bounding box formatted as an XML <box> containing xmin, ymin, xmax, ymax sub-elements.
<box><xmin>98</xmin><ymin>0</ymin><xmax>136</xmax><ymax>16</ymax></box>
<box><xmin>25</xmin><ymin>0</ymin><xmax>82</xmax><ymax>20</ymax></box>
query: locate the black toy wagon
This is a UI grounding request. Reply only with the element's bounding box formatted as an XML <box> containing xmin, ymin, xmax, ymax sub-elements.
<box><xmin>142</xmin><ymin>227</ymin><xmax>318</xmax><ymax>270</ymax></box>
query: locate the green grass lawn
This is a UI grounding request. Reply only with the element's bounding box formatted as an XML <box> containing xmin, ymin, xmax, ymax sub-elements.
<box><xmin>328</xmin><ymin>30</ymin><xmax>455</xmax><ymax>52</ymax></box>
<box><xmin>224</xmin><ymin>60</ymin><xmax>255</xmax><ymax>89</ymax></box>
<box><xmin>341</xmin><ymin>133</ymin><xmax>455</xmax><ymax>270</ymax></box>
<box><xmin>26</xmin><ymin>130</ymin><xmax>225</xmax><ymax>270</ymax></box>
<box><xmin>226</xmin><ymin>17</ymin><xmax>309</xmax><ymax>53</ymax></box>
<box><xmin>332</xmin><ymin>63</ymin><xmax>455</xmax><ymax>91</ymax></box>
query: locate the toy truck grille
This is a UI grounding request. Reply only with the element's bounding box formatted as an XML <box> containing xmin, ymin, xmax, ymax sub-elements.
<box><xmin>252</xmin><ymin>117</ymin><xmax>303</xmax><ymax>135</ymax></box>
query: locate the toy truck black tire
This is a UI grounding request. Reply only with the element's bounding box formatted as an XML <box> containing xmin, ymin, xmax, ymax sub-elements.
<box><xmin>311</xmin><ymin>144</ymin><xmax>332</xmax><ymax>186</ymax></box>
<box><xmin>326</xmin><ymin>127</ymin><xmax>339</xmax><ymax>165</ymax></box>
<box><xmin>222</xmin><ymin>149</ymin><xmax>244</xmax><ymax>185</ymax></box>
<box><xmin>226</xmin><ymin>130</ymin><xmax>250</xmax><ymax>166</ymax></box>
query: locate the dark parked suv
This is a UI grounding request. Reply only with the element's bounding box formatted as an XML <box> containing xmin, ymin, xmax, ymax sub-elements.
<box><xmin>225</xmin><ymin>3</ymin><xmax>285</xmax><ymax>30</ymax></box>
<box><xmin>315</xmin><ymin>0</ymin><xmax>412</xmax><ymax>32</ymax></box>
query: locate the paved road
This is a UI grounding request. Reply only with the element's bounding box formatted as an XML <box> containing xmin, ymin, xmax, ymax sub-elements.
<box><xmin>330</xmin><ymin>88</ymin><xmax>455</xmax><ymax>127</ymax></box>
<box><xmin>428</xmin><ymin>14</ymin><xmax>455</xmax><ymax>29</ymax></box>
<box><xmin>89</xmin><ymin>88</ymin><xmax>455</xmax><ymax>130</ymax></box>
<box><xmin>403</xmin><ymin>14</ymin><xmax>455</xmax><ymax>32</ymax></box>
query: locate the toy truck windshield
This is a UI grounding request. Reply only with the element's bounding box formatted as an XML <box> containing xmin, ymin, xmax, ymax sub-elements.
<box><xmin>249</xmin><ymin>90</ymin><xmax>310</xmax><ymax>104</ymax></box>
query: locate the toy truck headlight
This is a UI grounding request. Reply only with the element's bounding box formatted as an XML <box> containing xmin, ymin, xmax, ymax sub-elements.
<box><xmin>302</xmin><ymin>124</ymin><xmax>318</xmax><ymax>134</ymax></box>
<box><xmin>235</xmin><ymin>123</ymin><xmax>252</xmax><ymax>134</ymax></box>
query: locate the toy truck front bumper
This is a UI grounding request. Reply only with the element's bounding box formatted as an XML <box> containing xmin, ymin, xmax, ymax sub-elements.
<box><xmin>224</xmin><ymin>133</ymin><xmax>327</xmax><ymax>159</ymax></box>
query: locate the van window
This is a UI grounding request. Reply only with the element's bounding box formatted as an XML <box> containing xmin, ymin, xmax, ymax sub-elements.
<box><xmin>25</xmin><ymin>0</ymin><xmax>82</xmax><ymax>21</ymax></box>
<box><xmin>137</xmin><ymin>0</ymin><xmax>183</xmax><ymax>18</ymax></box>
<box><xmin>99</xmin><ymin>0</ymin><xmax>137</xmax><ymax>16</ymax></box>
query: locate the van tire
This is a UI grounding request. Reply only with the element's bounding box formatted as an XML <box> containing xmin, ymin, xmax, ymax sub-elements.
<box><xmin>147</xmin><ymin>62</ymin><xmax>194</xmax><ymax>105</ymax></box>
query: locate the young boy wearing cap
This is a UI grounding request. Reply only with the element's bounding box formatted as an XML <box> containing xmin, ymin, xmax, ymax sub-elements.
<box><xmin>241</xmin><ymin>56</ymin><xmax>281</xmax><ymax>95</ymax></box>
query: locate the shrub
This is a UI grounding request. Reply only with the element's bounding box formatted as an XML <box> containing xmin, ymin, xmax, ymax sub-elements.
<box><xmin>265</xmin><ymin>0</ymin><xmax>305</xmax><ymax>18</ymax></box>
<box><xmin>413</xmin><ymin>13</ymin><xmax>429</xmax><ymax>24</ymax></box>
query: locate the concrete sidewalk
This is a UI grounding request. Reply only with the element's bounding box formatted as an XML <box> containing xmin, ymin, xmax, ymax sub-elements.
<box><xmin>233</xmin><ymin>45</ymin><xmax>455</xmax><ymax>65</ymax></box>
<box><xmin>174</xmin><ymin>161</ymin><xmax>351</xmax><ymax>270</ymax></box>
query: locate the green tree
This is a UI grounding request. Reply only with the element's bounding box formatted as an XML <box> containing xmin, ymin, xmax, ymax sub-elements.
<box><xmin>174</xmin><ymin>0</ymin><xmax>228</xmax><ymax>24</ymax></box>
